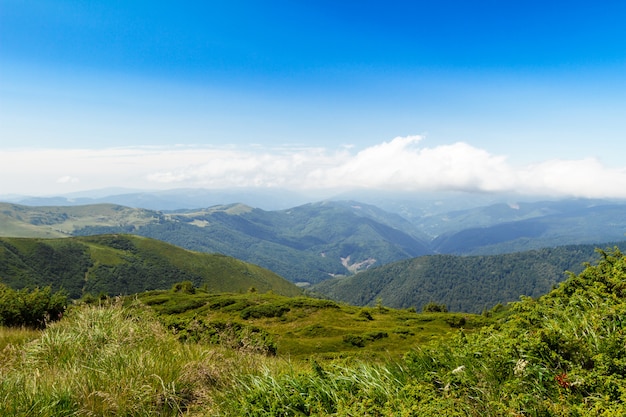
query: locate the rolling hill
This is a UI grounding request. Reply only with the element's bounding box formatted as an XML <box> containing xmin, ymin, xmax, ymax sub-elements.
<box><xmin>1</xmin><ymin>198</ymin><xmax>626</xmax><ymax>286</ymax></box>
<box><xmin>0</xmin><ymin>201</ymin><xmax>433</xmax><ymax>284</ymax></box>
<box><xmin>311</xmin><ymin>242</ymin><xmax>626</xmax><ymax>313</ymax></box>
<box><xmin>0</xmin><ymin>203</ymin><xmax>161</xmax><ymax>238</ymax></box>
<box><xmin>0</xmin><ymin>234</ymin><xmax>301</xmax><ymax>298</ymax></box>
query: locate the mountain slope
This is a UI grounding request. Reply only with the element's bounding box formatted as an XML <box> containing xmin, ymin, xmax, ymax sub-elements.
<box><xmin>0</xmin><ymin>234</ymin><xmax>301</xmax><ymax>298</ymax></box>
<box><xmin>3</xmin><ymin>199</ymin><xmax>626</xmax><ymax>285</ymax></box>
<box><xmin>423</xmin><ymin>199</ymin><xmax>626</xmax><ymax>253</ymax></box>
<box><xmin>61</xmin><ymin>201</ymin><xmax>433</xmax><ymax>284</ymax></box>
<box><xmin>312</xmin><ymin>242</ymin><xmax>626</xmax><ymax>313</ymax></box>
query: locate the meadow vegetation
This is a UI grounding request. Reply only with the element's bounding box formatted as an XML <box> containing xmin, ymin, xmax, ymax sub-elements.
<box><xmin>1</xmin><ymin>248</ymin><xmax>625</xmax><ymax>415</ymax></box>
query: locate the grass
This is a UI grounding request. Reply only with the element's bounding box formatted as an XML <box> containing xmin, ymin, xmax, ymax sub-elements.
<box><xmin>0</xmin><ymin>300</ymin><xmax>252</xmax><ymax>416</ymax></box>
<box><xmin>137</xmin><ymin>289</ymin><xmax>491</xmax><ymax>360</ymax></box>
<box><xmin>0</xmin><ymin>292</ymin><xmax>491</xmax><ymax>416</ymax></box>
<box><xmin>2</xmin><ymin>249</ymin><xmax>625</xmax><ymax>415</ymax></box>
<box><xmin>0</xmin><ymin>326</ymin><xmax>41</xmax><ymax>350</ymax></box>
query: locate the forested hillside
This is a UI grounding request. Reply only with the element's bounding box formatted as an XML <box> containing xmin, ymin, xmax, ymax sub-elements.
<box><xmin>0</xmin><ymin>201</ymin><xmax>433</xmax><ymax>284</ymax></box>
<box><xmin>313</xmin><ymin>242</ymin><xmax>626</xmax><ymax>312</ymax></box>
<box><xmin>0</xmin><ymin>235</ymin><xmax>300</xmax><ymax>298</ymax></box>
<box><xmin>2</xmin><ymin>199</ymin><xmax>626</xmax><ymax>286</ymax></box>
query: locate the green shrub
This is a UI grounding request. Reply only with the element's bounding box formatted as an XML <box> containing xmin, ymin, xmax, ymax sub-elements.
<box><xmin>171</xmin><ymin>280</ymin><xmax>195</xmax><ymax>294</ymax></box>
<box><xmin>423</xmin><ymin>302</ymin><xmax>448</xmax><ymax>313</ymax></box>
<box><xmin>365</xmin><ymin>331</ymin><xmax>388</xmax><ymax>341</ymax></box>
<box><xmin>445</xmin><ymin>315</ymin><xmax>467</xmax><ymax>328</ymax></box>
<box><xmin>240</xmin><ymin>303</ymin><xmax>290</xmax><ymax>320</ymax></box>
<box><xmin>164</xmin><ymin>316</ymin><xmax>277</xmax><ymax>355</ymax></box>
<box><xmin>0</xmin><ymin>285</ymin><xmax>67</xmax><ymax>328</ymax></box>
<box><xmin>343</xmin><ymin>334</ymin><xmax>366</xmax><ymax>347</ymax></box>
<box><xmin>358</xmin><ymin>309</ymin><xmax>373</xmax><ymax>320</ymax></box>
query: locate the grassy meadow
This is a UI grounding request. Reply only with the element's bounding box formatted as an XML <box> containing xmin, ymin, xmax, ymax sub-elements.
<box><xmin>2</xmin><ymin>248</ymin><xmax>626</xmax><ymax>416</ymax></box>
<box><xmin>136</xmin><ymin>287</ymin><xmax>490</xmax><ymax>360</ymax></box>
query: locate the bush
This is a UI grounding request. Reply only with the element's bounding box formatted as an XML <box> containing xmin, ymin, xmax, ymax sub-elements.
<box><xmin>165</xmin><ymin>316</ymin><xmax>277</xmax><ymax>355</ymax></box>
<box><xmin>240</xmin><ymin>303</ymin><xmax>290</xmax><ymax>320</ymax></box>
<box><xmin>343</xmin><ymin>334</ymin><xmax>366</xmax><ymax>347</ymax></box>
<box><xmin>422</xmin><ymin>302</ymin><xmax>448</xmax><ymax>313</ymax></box>
<box><xmin>445</xmin><ymin>315</ymin><xmax>467</xmax><ymax>328</ymax></box>
<box><xmin>358</xmin><ymin>309</ymin><xmax>374</xmax><ymax>320</ymax></box>
<box><xmin>365</xmin><ymin>331</ymin><xmax>388</xmax><ymax>341</ymax></box>
<box><xmin>171</xmin><ymin>280</ymin><xmax>196</xmax><ymax>294</ymax></box>
<box><xmin>0</xmin><ymin>284</ymin><xmax>67</xmax><ymax>328</ymax></box>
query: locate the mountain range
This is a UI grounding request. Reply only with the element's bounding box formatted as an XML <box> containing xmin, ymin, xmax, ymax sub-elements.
<box><xmin>1</xmin><ymin>196</ymin><xmax>626</xmax><ymax>285</ymax></box>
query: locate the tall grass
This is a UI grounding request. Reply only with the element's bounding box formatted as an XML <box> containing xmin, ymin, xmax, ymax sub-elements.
<box><xmin>0</xmin><ymin>300</ymin><xmax>252</xmax><ymax>416</ymax></box>
<box><xmin>225</xmin><ymin>359</ymin><xmax>408</xmax><ymax>416</ymax></box>
<box><xmin>2</xmin><ymin>249</ymin><xmax>625</xmax><ymax>416</ymax></box>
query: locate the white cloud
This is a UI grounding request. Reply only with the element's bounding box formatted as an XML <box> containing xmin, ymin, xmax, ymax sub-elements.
<box><xmin>2</xmin><ymin>136</ymin><xmax>626</xmax><ymax>199</ymax></box>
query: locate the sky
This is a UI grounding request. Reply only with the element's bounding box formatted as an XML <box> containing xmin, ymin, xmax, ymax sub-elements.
<box><xmin>1</xmin><ymin>0</ymin><xmax>626</xmax><ymax>199</ymax></box>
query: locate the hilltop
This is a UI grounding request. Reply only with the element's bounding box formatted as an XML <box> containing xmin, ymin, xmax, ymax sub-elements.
<box><xmin>0</xmin><ymin>201</ymin><xmax>432</xmax><ymax>283</ymax></box>
<box><xmin>0</xmin><ymin>234</ymin><xmax>300</xmax><ymax>298</ymax></box>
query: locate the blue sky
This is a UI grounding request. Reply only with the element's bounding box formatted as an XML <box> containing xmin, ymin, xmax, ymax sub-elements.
<box><xmin>1</xmin><ymin>1</ymin><xmax>626</xmax><ymax>198</ymax></box>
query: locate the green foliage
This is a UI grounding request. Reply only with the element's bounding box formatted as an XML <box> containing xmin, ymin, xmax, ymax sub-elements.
<box><xmin>171</xmin><ymin>280</ymin><xmax>195</xmax><ymax>294</ymax></box>
<box><xmin>0</xmin><ymin>284</ymin><xmax>67</xmax><ymax>328</ymax></box>
<box><xmin>165</xmin><ymin>316</ymin><xmax>277</xmax><ymax>355</ymax></box>
<box><xmin>343</xmin><ymin>334</ymin><xmax>366</xmax><ymax>347</ymax></box>
<box><xmin>207</xmin><ymin>248</ymin><xmax>626</xmax><ymax>415</ymax></box>
<box><xmin>0</xmin><ymin>301</ymin><xmax>256</xmax><ymax>416</ymax></box>
<box><xmin>134</xmin><ymin>289</ymin><xmax>481</xmax><ymax>360</ymax></box>
<box><xmin>358</xmin><ymin>309</ymin><xmax>374</xmax><ymax>320</ymax></box>
<box><xmin>240</xmin><ymin>303</ymin><xmax>290</xmax><ymax>320</ymax></box>
<box><xmin>4</xmin><ymin>248</ymin><xmax>625</xmax><ymax>415</ymax></box>
<box><xmin>0</xmin><ymin>235</ymin><xmax>301</xmax><ymax>299</ymax></box>
<box><xmin>423</xmin><ymin>301</ymin><xmax>448</xmax><ymax>312</ymax></box>
<box><xmin>314</xmin><ymin>242</ymin><xmax>626</xmax><ymax>312</ymax></box>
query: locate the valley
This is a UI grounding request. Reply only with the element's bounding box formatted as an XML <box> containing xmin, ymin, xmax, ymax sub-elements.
<box><xmin>2</xmin><ymin>196</ymin><xmax>626</xmax><ymax>288</ymax></box>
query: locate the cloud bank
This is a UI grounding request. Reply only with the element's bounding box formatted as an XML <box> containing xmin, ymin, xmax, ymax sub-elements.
<box><xmin>2</xmin><ymin>136</ymin><xmax>626</xmax><ymax>199</ymax></box>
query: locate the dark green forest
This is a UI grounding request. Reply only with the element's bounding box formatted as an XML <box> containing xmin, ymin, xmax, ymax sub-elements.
<box><xmin>313</xmin><ymin>242</ymin><xmax>626</xmax><ymax>312</ymax></box>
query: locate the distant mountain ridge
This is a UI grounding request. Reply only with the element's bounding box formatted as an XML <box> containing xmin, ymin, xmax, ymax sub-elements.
<box><xmin>1</xmin><ymin>197</ymin><xmax>625</xmax><ymax>284</ymax></box>
<box><xmin>429</xmin><ymin>200</ymin><xmax>626</xmax><ymax>254</ymax></box>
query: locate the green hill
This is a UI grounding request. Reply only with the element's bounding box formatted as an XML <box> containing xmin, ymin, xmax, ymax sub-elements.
<box><xmin>0</xmin><ymin>202</ymin><xmax>162</xmax><ymax>238</ymax></box>
<box><xmin>0</xmin><ymin>201</ymin><xmax>432</xmax><ymax>284</ymax></box>
<box><xmin>312</xmin><ymin>242</ymin><xmax>626</xmax><ymax>313</ymax></box>
<box><xmin>426</xmin><ymin>199</ymin><xmax>626</xmax><ymax>253</ymax></box>
<box><xmin>0</xmin><ymin>234</ymin><xmax>301</xmax><ymax>299</ymax></box>
<box><xmin>3</xmin><ymin>199</ymin><xmax>626</xmax><ymax>288</ymax></box>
